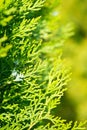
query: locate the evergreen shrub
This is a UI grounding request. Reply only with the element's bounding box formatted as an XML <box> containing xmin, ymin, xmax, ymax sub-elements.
<box><xmin>0</xmin><ymin>0</ymin><xmax>87</xmax><ymax>129</ymax></box>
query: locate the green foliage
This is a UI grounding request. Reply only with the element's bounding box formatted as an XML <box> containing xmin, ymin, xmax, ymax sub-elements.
<box><xmin>0</xmin><ymin>0</ymin><xmax>87</xmax><ymax>129</ymax></box>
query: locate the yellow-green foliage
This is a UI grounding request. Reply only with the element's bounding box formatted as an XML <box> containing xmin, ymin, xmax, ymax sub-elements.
<box><xmin>0</xmin><ymin>0</ymin><xmax>87</xmax><ymax>129</ymax></box>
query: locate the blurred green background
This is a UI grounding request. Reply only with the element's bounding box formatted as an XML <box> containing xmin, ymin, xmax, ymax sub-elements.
<box><xmin>61</xmin><ymin>0</ymin><xmax>87</xmax><ymax>121</ymax></box>
<box><xmin>43</xmin><ymin>0</ymin><xmax>87</xmax><ymax>122</ymax></box>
